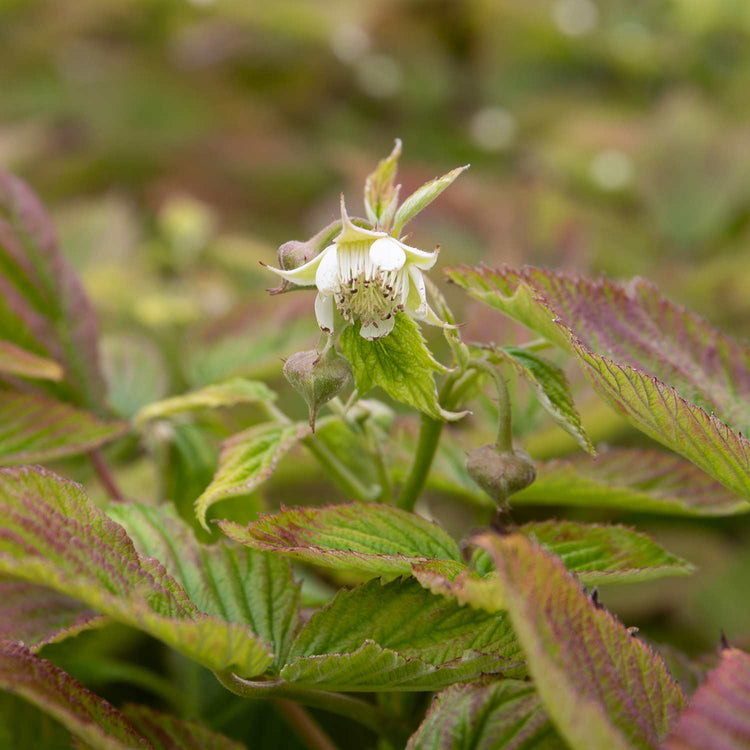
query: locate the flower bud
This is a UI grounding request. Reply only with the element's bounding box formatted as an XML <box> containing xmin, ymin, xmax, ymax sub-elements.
<box><xmin>283</xmin><ymin>347</ymin><xmax>353</xmax><ymax>430</ymax></box>
<box><xmin>466</xmin><ymin>444</ymin><xmax>536</xmax><ymax>506</ymax></box>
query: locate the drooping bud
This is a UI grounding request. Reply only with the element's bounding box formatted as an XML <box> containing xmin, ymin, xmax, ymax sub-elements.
<box><xmin>465</xmin><ymin>444</ymin><xmax>535</xmax><ymax>507</ymax></box>
<box><xmin>283</xmin><ymin>347</ymin><xmax>353</xmax><ymax>430</ymax></box>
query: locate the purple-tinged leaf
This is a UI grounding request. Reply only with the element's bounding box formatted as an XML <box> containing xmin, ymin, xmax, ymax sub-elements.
<box><xmin>219</xmin><ymin>502</ymin><xmax>464</xmax><ymax>578</ymax></box>
<box><xmin>0</xmin><ymin>168</ymin><xmax>106</xmax><ymax>410</ymax></box>
<box><xmin>0</xmin><ymin>578</ymin><xmax>104</xmax><ymax>650</ymax></box>
<box><xmin>406</xmin><ymin>678</ymin><xmax>561</xmax><ymax>750</ymax></box>
<box><xmin>0</xmin><ymin>340</ymin><xmax>62</xmax><ymax>381</ymax></box>
<box><xmin>664</xmin><ymin>648</ymin><xmax>750</xmax><ymax>750</ymax></box>
<box><xmin>0</xmin><ymin>390</ymin><xmax>128</xmax><ymax>466</ymax></box>
<box><xmin>0</xmin><ymin>466</ymin><xmax>273</xmax><ymax>677</ymax></box>
<box><xmin>476</xmin><ymin>532</ymin><xmax>685</xmax><ymax>750</ymax></box>
<box><xmin>514</xmin><ymin>449</ymin><xmax>749</xmax><ymax>516</ymax></box>
<box><xmin>447</xmin><ymin>265</ymin><xmax>750</xmax><ymax>504</ymax></box>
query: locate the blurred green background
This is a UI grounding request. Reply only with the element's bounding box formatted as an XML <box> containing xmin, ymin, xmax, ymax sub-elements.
<box><xmin>2</xmin><ymin>0</ymin><xmax>750</xmax><ymax>727</ymax></box>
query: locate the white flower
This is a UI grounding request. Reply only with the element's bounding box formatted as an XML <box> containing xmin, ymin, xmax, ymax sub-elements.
<box><xmin>264</xmin><ymin>196</ymin><xmax>445</xmax><ymax>340</ymax></box>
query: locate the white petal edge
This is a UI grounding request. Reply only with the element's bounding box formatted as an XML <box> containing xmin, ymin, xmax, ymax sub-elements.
<box><xmin>406</xmin><ymin>266</ymin><xmax>446</xmax><ymax>327</ymax></box>
<box><xmin>360</xmin><ymin>316</ymin><xmax>396</xmax><ymax>340</ymax></box>
<box><xmin>263</xmin><ymin>246</ymin><xmax>330</xmax><ymax>286</ymax></box>
<box><xmin>369</xmin><ymin>237</ymin><xmax>406</xmax><ymax>272</ymax></box>
<box><xmin>315</xmin><ymin>245</ymin><xmax>340</xmax><ymax>295</ymax></box>
<box><xmin>399</xmin><ymin>240</ymin><xmax>439</xmax><ymax>270</ymax></box>
<box><xmin>314</xmin><ymin>293</ymin><xmax>335</xmax><ymax>333</ymax></box>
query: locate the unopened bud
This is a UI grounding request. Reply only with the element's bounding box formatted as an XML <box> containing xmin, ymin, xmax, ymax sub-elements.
<box><xmin>283</xmin><ymin>347</ymin><xmax>353</xmax><ymax>430</ymax></box>
<box><xmin>466</xmin><ymin>444</ymin><xmax>535</xmax><ymax>506</ymax></box>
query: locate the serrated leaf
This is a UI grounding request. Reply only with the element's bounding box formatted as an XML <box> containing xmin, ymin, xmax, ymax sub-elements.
<box><xmin>108</xmin><ymin>503</ymin><xmax>300</xmax><ymax>667</ymax></box>
<box><xmin>364</xmin><ymin>139</ymin><xmax>402</xmax><ymax>228</ymax></box>
<box><xmin>220</xmin><ymin>502</ymin><xmax>463</xmax><ymax>578</ymax></box>
<box><xmin>0</xmin><ymin>168</ymin><xmax>106</xmax><ymax>410</ymax></box>
<box><xmin>447</xmin><ymin>265</ymin><xmax>750</xmax><ymax>503</ymax></box>
<box><xmin>341</xmin><ymin>314</ymin><xmax>462</xmax><ymax>421</ymax></box>
<box><xmin>663</xmin><ymin>648</ymin><xmax>750</xmax><ymax>750</ymax></box>
<box><xmin>195</xmin><ymin>421</ymin><xmax>309</xmax><ymax>531</ymax></box>
<box><xmin>492</xmin><ymin>345</ymin><xmax>594</xmax><ymax>454</ymax></box>
<box><xmin>0</xmin><ymin>643</ymin><xmax>244</xmax><ymax>750</ymax></box>
<box><xmin>0</xmin><ymin>390</ymin><xmax>128</xmax><ymax>465</ymax></box>
<box><xmin>134</xmin><ymin>378</ymin><xmax>276</xmax><ymax>428</ymax></box>
<box><xmin>514</xmin><ymin>449</ymin><xmax>749</xmax><ymax>516</ymax></box>
<box><xmin>0</xmin><ymin>578</ymin><xmax>104</xmax><ymax>650</ymax></box>
<box><xmin>0</xmin><ymin>466</ymin><xmax>273</xmax><ymax>677</ymax></box>
<box><xmin>0</xmin><ymin>340</ymin><xmax>63</xmax><ymax>381</ymax></box>
<box><xmin>406</xmin><ymin>678</ymin><xmax>562</xmax><ymax>750</ymax></box>
<box><xmin>391</xmin><ymin>165</ymin><xmax>469</xmax><ymax>236</ymax></box>
<box><xmin>476</xmin><ymin>532</ymin><xmax>685</xmax><ymax>750</ymax></box>
<box><xmin>281</xmin><ymin>578</ymin><xmax>523</xmax><ymax>691</ymax></box>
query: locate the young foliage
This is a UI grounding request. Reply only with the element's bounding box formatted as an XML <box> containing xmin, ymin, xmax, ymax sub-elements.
<box><xmin>476</xmin><ymin>532</ymin><xmax>685</xmax><ymax>750</ymax></box>
<box><xmin>448</xmin><ymin>265</ymin><xmax>750</xmax><ymax>504</ymax></box>
<box><xmin>341</xmin><ymin>314</ymin><xmax>463</xmax><ymax>421</ymax></box>
<box><xmin>406</xmin><ymin>678</ymin><xmax>561</xmax><ymax>750</ymax></box>
<box><xmin>0</xmin><ymin>466</ymin><xmax>273</xmax><ymax>676</ymax></box>
<box><xmin>0</xmin><ymin>390</ymin><xmax>127</xmax><ymax>466</ymax></box>
<box><xmin>0</xmin><ymin>340</ymin><xmax>62</xmax><ymax>380</ymax></box>
<box><xmin>0</xmin><ymin>643</ymin><xmax>243</xmax><ymax>749</ymax></box>
<box><xmin>108</xmin><ymin>503</ymin><xmax>300</xmax><ymax>666</ymax></box>
<box><xmin>663</xmin><ymin>648</ymin><xmax>750</xmax><ymax>750</ymax></box>
<box><xmin>195</xmin><ymin>421</ymin><xmax>309</xmax><ymax>530</ymax></box>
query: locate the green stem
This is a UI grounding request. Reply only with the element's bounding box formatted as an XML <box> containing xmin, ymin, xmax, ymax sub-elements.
<box><xmin>365</xmin><ymin>421</ymin><xmax>392</xmax><ymax>503</ymax></box>
<box><xmin>273</xmin><ymin>699</ymin><xmax>339</xmax><ymax>750</ymax></box>
<box><xmin>469</xmin><ymin>359</ymin><xmax>513</xmax><ymax>452</ymax></box>
<box><xmin>89</xmin><ymin>449</ymin><xmax>125</xmax><ymax>503</ymax></box>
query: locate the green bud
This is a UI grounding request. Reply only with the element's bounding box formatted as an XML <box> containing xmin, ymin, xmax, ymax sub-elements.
<box><xmin>283</xmin><ymin>347</ymin><xmax>353</xmax><ymax>430</ymax></box>
<box><xmin>466</xmin><ymin>444</ymin><xmax>535</xmax><ymax>506</ymax></box>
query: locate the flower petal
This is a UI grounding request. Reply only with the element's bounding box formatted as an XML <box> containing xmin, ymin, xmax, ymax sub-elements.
<box><xmin>369</xmin><ymin>237</ymin><xmax>406</xmax><ymax>272</ymax></box>
<box><xmin>315</xmin><ymin>245</ymin><xmax>340</xmax><ymax>295</ymax></box>
<box><xmin>360</xmin><ymin>316</ymin><xmax>396</xmax><ymax>340</ymax></box>
<box><xmin>263</xmin><ymin>246</ymin><xmax>330</xmax><ymax>286</ymax></box>
<box><xmin>398</xmin><ymin>240</ymin><xmax>439</xmax><ymax>270</ymax></box>
<box><xmin>406</xmin><ymin>266</ymin><xmax>445</xmax><ymax>327</ymax></box>
<box><xmin>336</xmin><ymin>194</ymin><xmax>387</xmax><ymax>244</ymax></box>
<box><xmin>314</xmin><ymin>293</ymin><xmax>335</xmax><ymax>333</ymax></box>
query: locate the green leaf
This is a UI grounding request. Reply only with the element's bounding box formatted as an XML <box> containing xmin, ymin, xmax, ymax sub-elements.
<box><xmin>134</xmin><ymin>378</ymin><xmax>276</xmax><ymax>427</ymax></box>
<box><xmin>663</xmin><ymin>648</ymin><xmax>750</xmax><ymax>750</ymax></box>
<box><xmin>0</xmin><ymin>340</ymin><xmax>63</xmax><ymax>381</ymax></box>
<box><xmin>0</xmin><ymin>466</ymin><xmax>273</xmax><ymax>677</ymax></box>
<box><xmin>476</xmin><ymin>532</ymin><xmax>685</xmax><ymax>750</ymax></box>
<box><xmin>491</xmin><ymin>345</ymin><xmax>594</xmax><ymax>454</ymax></box>
<box><xmin>341</xmin><ymin>314</ymin><xmax>462</xmax><ymax>421</ymax></box>
<box><xmin>0</xmin><ymin>643</ymin><xmax>245</xmax><ymax>750</ymax></box>
<box><xmin>281</xmin><ymin>578</ymin><xmax>523</xmax><ymax>691</ymax></box>
<box><xmin>0</xmin><ymin>390</ymin><xmax>128</xmax><ymax>466</ymax></box>
<box><xmin>108</xmin><ymin>503</ymin><xmax>300</xmax><ymax>667</ymax></box>
<box><xmin>447</xmin><ymin>265</ymin><xmax>750</xmax><ymax>505</ymax></box>
<box><xmin>220</xmin><ymin>502</ymin><xmax>463</xmax><ymax>578</ymax></box>
<box><xmin>0</xmin><ymin>578</ymin><xmax>104</xmax><ymax>650</ymax></box>
<box><xmin>364</xmin><ymin>138</ymin><xmax>402</xmax><ymax>228</ymax></box>
<box><xmin>0</xmin><ymin>168</ymin><xmax>107</xmax><ymax>410</ymax></box>
<box><xmin>195</xmin><ymin>421</ymin><xmax>309</xmax><ymax>531</ymax></box>
<box><xmin>391</xmin><ymin>165</ymin><xmax>469</xmax><ymax>236</ymax></box>
<box><xmin>514</xmin><ymin>449</ymin><xmax>749</xmax><ymax>516</ymax></box>
<box><xmin>406</xmin><ymin>678</ymin><xmax>562</xmax><ymax>750</ymax></box>
<box><xmin>0</xmin><ymin>692</ymin><xmax>73</xmax><ymax>750</ymax></box>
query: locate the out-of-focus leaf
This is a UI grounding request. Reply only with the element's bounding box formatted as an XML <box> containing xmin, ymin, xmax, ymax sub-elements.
<box><xmin>195</xmin><ymin>421</ymin><xmax>309</xmax><ymax>531</ymax></box>
<box><xmin>134</xmin><ymin>378</ymin><xmax>276</xmax><ymax>427</ymax></box>
<box><xmin>0</xmin><ymin>466</ymin><xmax>273</xmax><ymax>677</ymax></box>
<box><xmin>0</xmin><ymin>390</ymin><xmax>128</xmax><ymax>466</ymax></box>
<box><xmin>406</xmin><ymin>678</ymin><xmax>562</xmax><ymax>750</ymax></box>
<box><xmin>0</xmin><ymin>692</ymin><xmax>73</xmax><ymax>750</ymax></box>
<box><xmin>514</xmin><ymin>449</ymin><xmax>749</xmax><ymax>516</ymax></box>
<box><xmin>476</xmin><ymin>532</ymin><xmax>685</xmax><ymax>750</ymax></box>
<box><xmin>0</xmin><ymin>579</ymin><xmax>104</xmax><ymax>650</ymax></box>
<box><xmin>447</xmin><ymin>265</ymin><xmax>750</xmax><ymax>504</ymax></box>
<box><xmin>0</xmin><ymin>168</ymin><xmax>106</xmax><ymax>410</ymax></box>
<box><xmin>0</xmin><ymin>340</ymin><xmax>62</xmax><ymax>381</ymax></box>
<box><xmin>109</xmin><ymin>503</ymin><xmax>300</xmax><ymax>667</ymax></box>
<box><xmin>663</xmin><ymin>648</ymin><xmax>750</xmax><ymax>750</ymax></box>
<box><xmin>0</xmin><ymin>643</ymin><xmax>245</xmax><ymax>749</ymax></box>
<box><xmin>220</xmin><ymin>502</ymin><xmax>463</xmax><ymax>578</ymax></box>
<box><xmin>281</xmin><ymin>578</ymin><xmax>523</xmax><ymax>692</ymax></box>
<box><xmin>491</xmin><ymin>345</ymin><xmax>594</xmax><ymax>454</ymax></box>
<box><xmin>341</xmin><ymin>314</ymin><xmax>462</xmax><ymax>421</ymax></box>
<box><xmin>391</xmin><ymin>165</ymin><xmax>469</xmax><ymax>236</ymax></box>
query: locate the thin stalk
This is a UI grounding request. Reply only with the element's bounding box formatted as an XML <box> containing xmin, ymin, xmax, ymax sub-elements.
<box><xmin>89</xmin><ymin>449</ymin><xmax>125</xmax><ymax>502</ymax></box>
<box><xmin>273</xmin><ymin>699</ymin><xmax>338</xmax><ymax>750</ymax></box>
<box><xmin>365</xmin><ymin>421</ymin><xmax>393</xmax><ymax>503</ymax></box>
<box><xmin>469</xmin><ymin>359</ymin><xmax>513</xmax><ymax>452</ymax></box>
